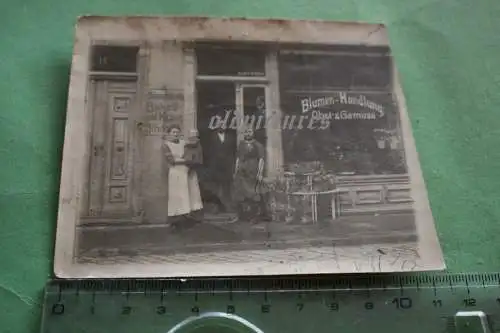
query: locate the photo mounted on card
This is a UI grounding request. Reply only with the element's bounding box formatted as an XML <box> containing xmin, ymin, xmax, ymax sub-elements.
<box><xmin>54</xmin><ymin>16</ymin><xmax>445</xmax><ymax>278</ymax></box>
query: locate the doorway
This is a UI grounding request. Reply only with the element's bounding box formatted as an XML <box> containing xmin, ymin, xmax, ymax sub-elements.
<box><xmin>195</xmin><ymin>81</ymin><xmax>269</xmax><ymax>218</ymax></box>
<box><xmin>86</xmin><ymin>80</ymin><xmax>137</xmax><ymax>219</ymax></box>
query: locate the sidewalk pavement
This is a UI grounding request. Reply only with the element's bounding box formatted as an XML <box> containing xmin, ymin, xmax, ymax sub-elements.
<box><xmin>76</xmin><ymin>212</ymin><xmax>417</xmax><ymax>261</ymax></box>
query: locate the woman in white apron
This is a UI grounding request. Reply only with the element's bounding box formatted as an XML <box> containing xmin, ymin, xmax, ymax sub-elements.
<box><xmin>162</xmin><ymin>125</ymin><xmax>203</xmax><ymax>225</ymax></box>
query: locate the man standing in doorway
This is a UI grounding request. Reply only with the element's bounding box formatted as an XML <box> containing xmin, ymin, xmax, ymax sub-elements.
<box><xmin>205</xmin><ymin>120</ymin><xmax>237</xmax><ymax>213</ymax></box>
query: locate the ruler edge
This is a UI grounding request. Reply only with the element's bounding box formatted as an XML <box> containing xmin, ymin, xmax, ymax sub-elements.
<box><xmin>44</xmin><ymin>272</ymin><xmax>500</xmax><ymax>294</ymax></box>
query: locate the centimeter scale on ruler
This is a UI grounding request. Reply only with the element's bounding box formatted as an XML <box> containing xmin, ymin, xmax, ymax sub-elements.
<box><xmin>41</xmin><ymin>273</ymin><xmax>500</xmax><ymax>333</ymax></box>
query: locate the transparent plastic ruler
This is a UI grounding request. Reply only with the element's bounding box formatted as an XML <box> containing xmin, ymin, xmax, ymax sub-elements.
<box><xmin>40</xmin><ymin>273</ymin><xmax>500</xmax><ymax>333</ymax></box>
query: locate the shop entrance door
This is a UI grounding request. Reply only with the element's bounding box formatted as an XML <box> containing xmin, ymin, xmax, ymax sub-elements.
<box><xmin>195</xmin><ymin>81</ymin><xmax>269</xmax><ymax>217</ymax></box>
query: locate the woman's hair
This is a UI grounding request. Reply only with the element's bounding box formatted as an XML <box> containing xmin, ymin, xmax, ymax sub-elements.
<box><xmin>166</xmin><ymin>124</ymin><xmax>181</xmax><ymax>133</ymax></box>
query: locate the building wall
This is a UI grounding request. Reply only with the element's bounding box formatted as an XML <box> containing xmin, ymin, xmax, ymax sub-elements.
<box><xmin>139</xmin><ymin>41</ymin><xmax>187</xmax><ymax>223</ymax></box>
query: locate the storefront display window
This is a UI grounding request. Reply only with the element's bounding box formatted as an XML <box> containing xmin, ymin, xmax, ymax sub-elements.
<box><xmin>278</xmin><ymin>50</ymin><xmax>406</xmax><ymax>175</ymax></box>
<box><xmin>279</xmin><ymin>52</ymin><xmax>391</xmax><ymax>90</ymax></box>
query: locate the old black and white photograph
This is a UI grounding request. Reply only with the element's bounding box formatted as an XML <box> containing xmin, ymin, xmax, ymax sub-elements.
<box><xmin>54</xmin><ymin>17</ymin><xmax>444</xmax><ymax>277</ymax></box>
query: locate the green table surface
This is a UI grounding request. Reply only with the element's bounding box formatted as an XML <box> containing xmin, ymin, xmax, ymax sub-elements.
<box><xmin>1</xmin><ymin>0</ymin><xmax>500</xmax><ymax>332</ymax></box>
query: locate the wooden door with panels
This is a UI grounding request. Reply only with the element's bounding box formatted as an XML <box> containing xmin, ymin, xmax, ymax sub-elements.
<box><xmin>85</xmin><ymin>44</ymin><xmax>142</xmax><ymax>221</ymax></box>
<box><xmin>88</xmin><ymin>80</ymin><xmax>137</xmax><ymax>218</ymax></box>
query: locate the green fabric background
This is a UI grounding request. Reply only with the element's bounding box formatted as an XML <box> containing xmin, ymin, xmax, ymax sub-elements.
<box><xmin>1</xmin><ymin>0</ymin><xmax>500</xmax><ymax>332</ymax></box>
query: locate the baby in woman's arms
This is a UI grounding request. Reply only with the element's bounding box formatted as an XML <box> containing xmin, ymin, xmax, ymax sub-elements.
<box><xmin>183</xmin><ymin>129</ymin><xmax>203</xmax><ymax>165</ymax></box>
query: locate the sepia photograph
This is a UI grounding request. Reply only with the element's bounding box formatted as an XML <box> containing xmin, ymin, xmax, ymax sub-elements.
<box><xmin>54</xmin><ymin>17</ymin><xmax>445</xmax><ymax>277</ymax></box>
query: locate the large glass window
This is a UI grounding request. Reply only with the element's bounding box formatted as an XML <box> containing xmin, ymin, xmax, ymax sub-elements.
<box><xmin>278</xmin><ymin>50</ymin><xmax>406</xmax><ymax>175</ymax></box>
<box><xmin>279</xmin><ymin>53</ymin><xmax>391</xmax><ymax>91</ymax></box>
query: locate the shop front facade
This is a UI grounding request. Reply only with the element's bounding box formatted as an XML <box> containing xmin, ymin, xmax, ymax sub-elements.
<box><xmin>79</xmin><ymin>40</ymin><xmax>413</xmax><ymax>226</ymax></box>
